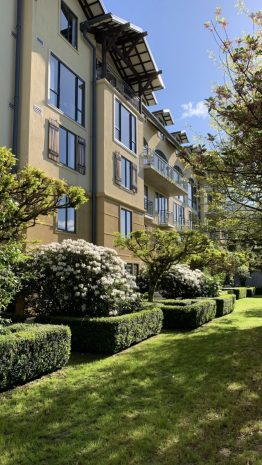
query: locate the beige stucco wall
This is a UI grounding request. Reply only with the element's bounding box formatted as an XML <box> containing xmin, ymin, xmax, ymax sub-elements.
<box><xmin>18</xmin><ymin>0</ymin><xmax>92</xmax><ymax>245</ymax></box>
<box><xmin>0</xmin><ymin>0</ymin><xmax>16</xmax><ymax>149</ymax></box>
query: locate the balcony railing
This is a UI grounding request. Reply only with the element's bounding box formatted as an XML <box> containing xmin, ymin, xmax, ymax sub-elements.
<box><xmin>157</xmin><ymin>211</ymin><xmax>199</xmax><ymax>230</ymax></box>
<box><xmin>143</xmin><ymin>149</ymin><xmax>188</xmax><ymax>191</ymax></box>
<box><xmin>96</xmin><ymin>64</ymin><xmax>140</xmax><ymax>112</ymax></box>
<box><xmin>144</xmin><ymin>199</ymin><xmax>154</xmax><ymax>217</ymax></box>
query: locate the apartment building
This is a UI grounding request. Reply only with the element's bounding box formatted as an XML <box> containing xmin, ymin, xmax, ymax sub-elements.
<box><xmin>1</xmin><ymin>0</ymin><xmax>206</xmax><ymax>273</ymax></box>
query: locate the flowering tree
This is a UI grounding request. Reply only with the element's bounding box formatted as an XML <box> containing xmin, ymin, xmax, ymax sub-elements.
<box><xmin>180</xmin><ymin>7</ymin><xmax>262</xmax><ymax>212</ymax></box>
<box><xmin>26</xmin><ymin>240</ymin><xmax>140</xmax><ymax>317</ymax></box>
<box><xmin>0</xmin><ymin>147</ymin><xmax>87</xmax><ymax>243</ymax></box>
<box><xmin>115</xmin><ymin>229</ymin><xmax>210</xmax><ymax>302</ymax></box>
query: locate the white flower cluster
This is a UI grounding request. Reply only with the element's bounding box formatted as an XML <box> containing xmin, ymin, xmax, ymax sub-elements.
<box><xmin>161</xmin><ymin>264</ymin><xmax>220</xmax><ymax>299</ymax></box>
<box><xmin>29</xmin><ymin>240</ymin><xmax>140</xmax><ymax>317</ymax></box>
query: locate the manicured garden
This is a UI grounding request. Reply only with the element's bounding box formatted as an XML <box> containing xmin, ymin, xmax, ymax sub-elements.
<box><xmin>0</xmin><ymin>297</ymin><xmax>261</xmax><ymax>465</ymax></box>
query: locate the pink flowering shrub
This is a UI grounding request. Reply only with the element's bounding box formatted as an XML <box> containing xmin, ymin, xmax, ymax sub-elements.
<box><xmin>27</xmin><ymin>240</ymin><xmax>141</xmax><ymax>317</ymax></box>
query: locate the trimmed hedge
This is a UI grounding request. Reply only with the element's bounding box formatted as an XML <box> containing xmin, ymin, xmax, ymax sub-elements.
<box><xmin>255</xmin><ymin>287</ymin><xmax>262</xmax><ymax>296</ymax></box>
<box><xmin>213</xmin><ymin>294</ymin><xmax>236</xmax><ymax>318</ymax></box>
<box><xmin>246</xmin><ymin>287</ymin><xmax>256</xmax><ymax>297</ymax></box>
<box><xmin>37</xmin><ymin>308</ymin><xmax>163</xmax><ymax>354</ymax></box>
<box><xmin>155</xmin><ymin>299</ymin><xmax>195</xmax><ymax>307</ymax></box>
<box><xmin>159</xmin><ymin>300</ymin><xmax>216</xmax><ymax>330</ymax></box>
<box><xmin>0</xmin><ymin>324</ymin><xmax>71</xmax><ymax>391</ymax></box>
<box><xmin>223</xmin><ymin>287</ymin><xmax>247</xmax><ymax>299</ymax></box>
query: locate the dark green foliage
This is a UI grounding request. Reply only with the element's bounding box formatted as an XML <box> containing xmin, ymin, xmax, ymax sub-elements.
<box><xmin>213</xmin><ymin>294</ymin><xmax>236</xmax><ymax>318</ymax></box>
<box><xmin>155</xmin><ymin>299</ymin><xmax>195</xmax><ymax>307</ymax></box>
<box><xmin>255</xmin><ymin>287</ymin><xmax>262</xmax><ymax>296</ymax></box>
<box><xmin>160</xmin><ymin>300</ymin><xmax>216</xmax><ymax>330</ymax></box>
<box><xmin>37</xmin><ymin>309</ymin><xmax>163</xmax><ymax>354</ymax></box>
<box><xmin>0</xmin><ymin>324</ymin><xmax>71</xmax><ymax>391</ymax></box>
<box><xmin>246</xmin><ymin>287</ymin><xmax>256</xmax><ymax>297</ymax></box>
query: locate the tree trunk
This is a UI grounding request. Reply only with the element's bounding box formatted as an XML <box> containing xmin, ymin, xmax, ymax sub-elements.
<box><xmin>148</xmin><ymin>278</ymin><xmax>158</xmax><ymax>302</ymax></box>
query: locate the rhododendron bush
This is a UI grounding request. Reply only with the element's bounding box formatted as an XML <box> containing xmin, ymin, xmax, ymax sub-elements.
<box><xmin>137</xmin><ymin>264</ymin><xmax>221</xmax><ymax>299</ymax></box>
<box><xmin>26</xmin><ymin>240</ymin><xmax>140</xmax><ymax>317</ymax></box>
<box><xmin>160</xmin><ymin>265</ymin><xmax>221</xmax><ymax>299</ymax></box>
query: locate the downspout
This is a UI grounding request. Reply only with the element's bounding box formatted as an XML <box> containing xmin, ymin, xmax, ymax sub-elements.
<box><xmin>81</xmin><ymin>24</ymin><xmax>97</xmax><ymax>245</ymax></box>
<box><xmin>12</xmin><ymin>0</ymin><xmax>23</xmax><ymax>166</ymax></box>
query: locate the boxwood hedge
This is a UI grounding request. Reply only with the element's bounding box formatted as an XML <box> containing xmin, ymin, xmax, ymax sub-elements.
<box><xmin>222</xmin><ymin>287</ymin><xmax>248</xmax><ymax>299</ymax></box>
<box><xmin>246</xmin><ymin>287</ymin><xmax>256</xmax><ymax>297</ymax></box>
<box><xmin>37</xmin><ymin>308</ymin><xmax>163</xmax><ymax>354</ymax></box>
<box><xmin>213</xmin><ymin>294</ymin><xmax>236</xmax><ymax>318</ymax></box>
<box><xmin>0</xmin><ymin>324</ymin><xmax>71</xmax><ymax>392</ymax></box>
<box><xmin>159</xmin><ymin>299</ymin><xmax>216</xmax><ymax>330</ymax></box>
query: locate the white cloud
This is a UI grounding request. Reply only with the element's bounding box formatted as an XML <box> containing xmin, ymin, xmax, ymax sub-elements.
<box><xmin>181</xmin><ymin>101</ymin><xmax>208</xmax><ymax>119</ymax></box>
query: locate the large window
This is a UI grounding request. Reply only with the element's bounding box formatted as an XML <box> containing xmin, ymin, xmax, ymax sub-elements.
<box><xmin>115</xmin><ymin>99</ymin><xmax>136</xmax><ymax>153</ymax></box>
<box><xmin>120</xmin><ymin>208</ymin><xmax>132</xmax><ymax>236</ymax></box>
<box><xmin>60</xmin><ymin>2</ymin><xmax>78</xmax><ymax>48</ymax></box>
<box><xmin>57</xmin><ymin>195</ymin><xmax>76</xmax><ymax>233</ymax></box>
<box><xmin>50</xmin><ymin>54</ymin><xmax>85</xmax><ymax>126</ymax></box>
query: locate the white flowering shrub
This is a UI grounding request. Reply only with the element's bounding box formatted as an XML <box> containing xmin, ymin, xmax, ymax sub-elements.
<box><xmin>160</xmin><ymin>265</ymin><xmax>221</xmax><ymax>298</ymax></box>
<box><xmin>26</xmin><ymin>240</ymin><xmax>141</xmax><ymax>317</ymax></box>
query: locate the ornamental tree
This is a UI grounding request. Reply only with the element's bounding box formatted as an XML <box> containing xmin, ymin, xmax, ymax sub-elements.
<box><xmin>180</xmin><ymin>7</ymin><xmax>262</xmax><ymax>212</ymax></box>
<box><xmin>0</xmin><ymin>147</ymin><xmax>87</xmax><ymax>242</ymax></box>
<box><xmin>115</xmin><ymin>229</ymin><xmax>210</xmax><ymax>301</ymax></box>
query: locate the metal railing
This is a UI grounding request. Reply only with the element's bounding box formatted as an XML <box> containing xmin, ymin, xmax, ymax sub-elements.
<box><xmin>96</xmin><ymin>64</ymin><xmax>140</xmax><ymax>111</ymax></box>
<box><xmin>158</xmin><ymin>210</ymin><xmax>174</xmax><ymax>225</ymax></box>
<box><xmin>143</xmin><ymin>149</ymin><xmax>188</xmax><ymax>190</ymax></box>
<box><xmin>157</xmin><ymin>212</ymin><xmax>199</xmax><ymax>230</ymax></box>
<box><xmin>144</xmin><ymin>199</ymin><xmax>154</xmax><ymax>217</ymax></box>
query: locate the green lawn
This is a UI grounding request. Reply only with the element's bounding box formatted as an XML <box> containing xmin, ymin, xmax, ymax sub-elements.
<box><xmin>0</xmin><ymin>297</ymin><xmax>261</xmax><ymax>465</ymax></box>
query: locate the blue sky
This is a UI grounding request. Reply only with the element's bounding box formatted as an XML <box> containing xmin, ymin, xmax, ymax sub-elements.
<box><xmin>104</xmin><ymin>0</ymin><xmax>258</xmax><ymax>143</ymax></box>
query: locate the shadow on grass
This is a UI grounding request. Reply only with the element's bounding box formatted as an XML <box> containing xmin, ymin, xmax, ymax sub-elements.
<box><xmin>0</xmin><ymin>321</ymin><xmax>261</xmax><ymax>465</ymax></box>
<box><xmin>68</xmin><ymin>352</ymin><xmax>108</xmax><ymax>367</ymax></box>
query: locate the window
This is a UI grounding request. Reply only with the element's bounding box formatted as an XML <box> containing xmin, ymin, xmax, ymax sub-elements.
<box><xmin>121</xmin><ymin>157</ymin><xmax>132</xmax><ymax>190</ymax></box>
<box><xmin>50</xmin><ymin>54</ymin><xmax>85</xmax><ymax>126</ymax></box>
<box><xmin>120</xmin><ymin>208</ymin><xmax>132</xmax><ymax>236</ymax></box>
<box><xmin>125</xmin><ymin>263</ymin><xmax>139</xmax><ymax>276</ymax></box>
<box><xmin>188</xmin><ymin>179</ymin><xmax>198</xmax><ymax>210</ymax></box>
<box><xmin>114</xmin><ymin>99</ymin><xmax>136</xmax><ymax>153</ymax></box>
<box><xmin>155</xmin><ymin>192</ymin><xmax>168</xmax><ymax>214</ymax></box>
<box><xmin>60</xmin><ymin>2</ymin><xmax>78</xmax><ymax>48</ymax></box>
<box><xmin>48</xmin><ymin>120</ymin><xmax>86</xmax><ymax>173</ymax></box>
<box><xmin>59</xmin><ymin>127</ymin><xmax>76</xmax><ymax>170</ymax></box>
<box><xmin>177</xmin><ymin>205</ymin><xmax>185</xmax><ymax>225</ymax></box>
<box><xmin>57</xmin><ymin>195</ymin><xmax>76</xmax><ymax>232</ymax></box>
<box><xmin>114</xmin><ymin>153</ymin><xmax>137</xmax><ymax>192</ymax></box>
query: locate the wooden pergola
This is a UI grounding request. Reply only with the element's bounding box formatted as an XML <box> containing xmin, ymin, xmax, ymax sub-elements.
<box><xmin>79</xmin><ymin>1</ymin><xmax>164</xmax><ymax>108</ymax></box>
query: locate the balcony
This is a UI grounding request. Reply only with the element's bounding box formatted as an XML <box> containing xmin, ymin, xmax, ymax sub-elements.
<box><xmin>155</xmin><ymin>212</ymin><xmax>199</xmax><ymax>230</ymax></box>
<box><xmin>96</xmin><ymin>64</ymin><xmax>140</xmax><ymax>112</ymax></box>
<box><xmin>143</xmin><ymin>149</ymin><xmax>188</xmax><ymax>196</ymax></box>
<box><xmin>158</xmin><ymin>211</ymin><xmax>175</xmax><ymax>228</ymax></box>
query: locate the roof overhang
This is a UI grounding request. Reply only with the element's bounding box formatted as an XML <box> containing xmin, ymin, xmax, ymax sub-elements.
<box><xmin>78</xmin><ymin>0</ymin><xmax>106</xmax><ymax>19</ymax></box>
<box><xmin>80</xmin><ymin>11</ymin><xmax>164</xmax><ymax>106</ymax></box>
<box><xmin>152</xmin><ymin>109</ymin><xmax>174</xmax><ymax>126</ymax></box>
<box><xmin>171</xmin><ymin>131</ymin><xmax>189</xmax><ymax>144</ymax></box>
<box><xmin>143</xmin><ymin>106</ymin><xmax>181</xmax><ymax>150</ymax></box>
